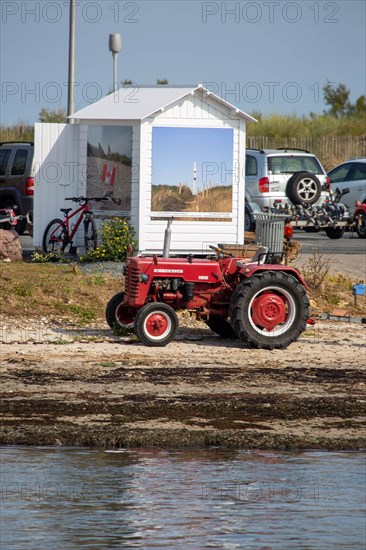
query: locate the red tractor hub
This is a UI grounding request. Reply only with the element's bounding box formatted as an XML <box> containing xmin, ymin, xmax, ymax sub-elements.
<box><xmin>251</xmin><ymin>292</ymin><xmax>286</xmax><ymax>331</ymax></box>
<box><xmin>144</xmin><ymin>312</ymin><xmax>170</xmax><ymax>338</ymax></box>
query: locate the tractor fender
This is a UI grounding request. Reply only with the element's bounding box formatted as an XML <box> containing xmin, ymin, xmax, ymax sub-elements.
<box><xmin>238</xmin><ymin>264</ymin><xmax>308</xmax><ymax>290</ymax></box>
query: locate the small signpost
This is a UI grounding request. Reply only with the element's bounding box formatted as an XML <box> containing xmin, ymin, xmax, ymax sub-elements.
<box><xmin>352</xmin><ymin>281</ymin><xmax>365</xmax><ymax>306</ymax></box>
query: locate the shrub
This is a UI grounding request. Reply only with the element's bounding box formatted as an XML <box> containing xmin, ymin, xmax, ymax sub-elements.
<box><xmin>80</xmin><ymin>218</ymin><xmax>136</xmax><ymax>262</ymax></box>
<box><xmin>301</xmin><ymin>247</ymin><xmax>331</xmax><ymax>291</ymax></box>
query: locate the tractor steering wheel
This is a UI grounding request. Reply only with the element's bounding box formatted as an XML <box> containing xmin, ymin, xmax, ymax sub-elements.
<box><xmin>208</xmin><ymin>245</ymin><xmax>233</xmax><ymax>258</ymax></box>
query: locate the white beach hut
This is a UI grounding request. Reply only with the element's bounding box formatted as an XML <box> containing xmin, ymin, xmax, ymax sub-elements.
<box><xmin>33</xmin><ymin>85</ymin><xmax>256</xmax><ymax>254</ymax></box>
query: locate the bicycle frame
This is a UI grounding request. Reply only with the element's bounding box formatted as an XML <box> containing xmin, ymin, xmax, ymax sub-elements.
<box><xmin>45</xmin><ymin>195</ymin><xmax>119</xmax><ymax>252</ymax></box>
<box><xmin>62</xmin><ymin>202</ymin><xmax>91</xmax><ymax>242</ymax></box>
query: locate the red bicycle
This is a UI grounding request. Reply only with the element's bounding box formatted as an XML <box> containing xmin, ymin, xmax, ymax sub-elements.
<box><xmin>42</xmin><ymin>196</ymin><xmax>119</xmax><ymax>253</ymax></box>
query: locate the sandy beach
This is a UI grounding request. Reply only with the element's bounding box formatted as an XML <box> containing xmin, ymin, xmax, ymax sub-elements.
<box><xmin>1</xmin><ymin>315</ymin><xmax>365</xmax><ymax>450</ymax></box>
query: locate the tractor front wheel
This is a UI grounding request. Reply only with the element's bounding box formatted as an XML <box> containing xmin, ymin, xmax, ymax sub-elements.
<box><xmin>134</xmin><ymin>302</ymin><xmax>179</xmax><ymax>347</ymax></box>
<box><xmin>229</xmin><ymin>271</ymin><xmax>309</xmax><ymax>350</ymax></box>
<box><xmin>105</xmin><ymin>291</ymin><xmax>136</xmax><ymax>332</ymax></box>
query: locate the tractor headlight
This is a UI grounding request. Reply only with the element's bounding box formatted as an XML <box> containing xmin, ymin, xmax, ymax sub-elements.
<box><xmin>139</xmin><ymin>273</ymin><xmax>150</xmax><ymax>283</ymax></box>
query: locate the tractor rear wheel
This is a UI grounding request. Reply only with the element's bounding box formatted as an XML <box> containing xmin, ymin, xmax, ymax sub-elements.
<box><xmin>229</xmin><ymin>271</ymin><xmax>309</xmax><ymax>350</ymax></box>
<box><xmin>205</xmin><ymin>315</ymin><xmax>237</xmax><ymax>339</ymax></box>
<box><xmin>105</xmin><ymin>291</ymin><xmax>136</xmax><ymax>332</ymax></box>
<box><xmin>134</xmin><ymin>302</ymin><xmax>178</xmax><ymax>347</ymax></box>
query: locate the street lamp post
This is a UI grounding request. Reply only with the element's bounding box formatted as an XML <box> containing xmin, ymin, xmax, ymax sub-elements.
<box><xmin>109</xmin><ymin>33</ymin><xmax>122</xmax><ymax>92</ymax></box>
<box><xmin>67</xmin><ymin>0</ymin><xmax>76</xmax><ymax>121</ymax></box>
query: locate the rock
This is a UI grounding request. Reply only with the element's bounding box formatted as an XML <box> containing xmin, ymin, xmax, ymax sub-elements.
<box><xmin>0</xmin><ymin>229</ymin><xmax>23</xmax><ymax>261</ymax></box>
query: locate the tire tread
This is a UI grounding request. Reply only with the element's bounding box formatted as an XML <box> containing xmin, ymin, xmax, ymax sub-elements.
<box><xmin>229</xmin><ymin>271</ymin><xmax>309</xmax><ymax>350</ymax></box>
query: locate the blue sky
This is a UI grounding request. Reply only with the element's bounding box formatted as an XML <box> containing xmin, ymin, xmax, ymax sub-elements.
<box><xmin>1</xmin><ymin>0</ymin><xmax>365</xmax><ymax>125</ymax></box>
<box><xmin>152</xmin><ymin>127</ymin><xmax>233</xmax><ymax>188</ymax></box>
<box><xmin>87</xmin><ymin>125</ymin><xmax>132</xmax><ymax>157</ymax></box>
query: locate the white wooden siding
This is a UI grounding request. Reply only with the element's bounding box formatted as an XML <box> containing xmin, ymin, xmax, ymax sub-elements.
<box><xmin>139</xmin><ymin>94</ymin><xmax>246</xmax><ymax>254</ymax></box>
<box><xmin>34</xmin><ymin>123</ymin><xmax>140</xmax><ymax>250</ymax></box>
<box><xmin>33</xmin><ymin>123</ymin><xmax>80</xmax><ymax>247</ymax></box>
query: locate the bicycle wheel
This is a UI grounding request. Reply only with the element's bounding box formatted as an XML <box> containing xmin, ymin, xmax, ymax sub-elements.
<box><xmin>42</xmin><ymin>219</ymin><xmax>68</xmax><ymax>253</ymax></box>
<box><xmin>84</xmin><ymin>217</ymin><xmax>97</xmax><ymax>251</ymax></box>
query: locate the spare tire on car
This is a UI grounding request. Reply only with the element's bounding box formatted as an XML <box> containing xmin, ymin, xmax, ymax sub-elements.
<box><xmin>286</xmin><ymin>171</ymin><xmax>321</xmax><ymax>206</ymax></box>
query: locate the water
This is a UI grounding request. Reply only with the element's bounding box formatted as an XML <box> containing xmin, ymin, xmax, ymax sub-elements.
<box><xmin>0</xmin><ymin>447</ymin><xmax>365</xmax><ymax>549</ymax></box>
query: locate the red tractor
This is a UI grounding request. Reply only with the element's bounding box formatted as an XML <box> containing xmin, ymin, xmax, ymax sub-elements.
<box><xmin>106</xmin><ymin>245</ymin><xmax>310</xmax><ymax>350</ymax></box>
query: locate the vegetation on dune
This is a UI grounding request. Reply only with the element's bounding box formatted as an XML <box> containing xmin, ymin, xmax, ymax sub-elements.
<box><xmin>151</xmin><ymin>185</ymin><xmax>193</xmax><ymax>211</ymax></box>
<box><xmin>247</xmin><ymin>112</ymin><xmax>366</xmax><ymax>139</ymax></box>
<box><xmin>151</xmin><ymin>184</ymin><xmax>232</xmax><ymax>213</ymax></box>
<box><xmin>0</xmin><ymin>263</ymin><xmax>123</xmax><ymax>325</ymax></box>
<box><xmin>0</xmin><ymin>123</ymin><xmax>34</xmax><ymax>143</ymax></box>
<box><xmin>194</xmin><ymin>186</ymin><xmax>232</xmax><ymax>212</ymax></box>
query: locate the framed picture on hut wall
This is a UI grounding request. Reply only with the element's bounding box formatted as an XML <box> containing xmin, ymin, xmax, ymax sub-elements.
<box><xmin>151</xmin><ymin>127</ymin><xmax>234</xmax><ymax>220</ymax></box>
<box><xmin>86</xmin><ymin>125</ymin><xmax>133</xmax><ymax>212</ymax></box>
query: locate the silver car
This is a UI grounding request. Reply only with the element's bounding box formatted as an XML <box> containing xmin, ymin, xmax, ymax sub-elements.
<box><xmin>328</xmin><ymin>158</ymin><xmax>366</xmax><ymax>215</ymax></box>
<box><xmin>245</xmin><ymin>148</ymin><xmax>330</xmax><ymax>212</ymax></box>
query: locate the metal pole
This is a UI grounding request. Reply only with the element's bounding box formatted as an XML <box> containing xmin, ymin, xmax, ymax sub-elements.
<box><xmin>113</xmin><ymin>52</ymin><xmax>118</xmax><ymax>92</ymax></box>
<box><xmin>67</xmin><ymin>0</ymin><xmax>76</xmax><ymax>122</ymax></box>
<box><xmin>163</xmin><ymin>219</ymin><xmax>172</xmax><ymax>257</ymax></box>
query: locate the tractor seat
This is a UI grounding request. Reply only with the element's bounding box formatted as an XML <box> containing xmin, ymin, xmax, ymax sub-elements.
<box><xmin>60</xmin><ymin>208</ymin><xmax>72</xmax><ymax>214</ymax></box>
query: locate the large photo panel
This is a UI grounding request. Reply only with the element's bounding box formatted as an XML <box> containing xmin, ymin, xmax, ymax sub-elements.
<box><xmin>151</xmin><ymin>127</ymin><xmax>234</xmax><ymax>218</ymax></box>
<box><xmin>87</xmin><ymin>125</ymin><xmax>132</xmax><ymax>211</ymax></box>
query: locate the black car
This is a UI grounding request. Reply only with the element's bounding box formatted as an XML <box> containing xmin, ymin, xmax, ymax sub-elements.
<box><xmin>0</xmin><ymin>141</ymin><xmax>34</xmax><ymax>234</ymax></box>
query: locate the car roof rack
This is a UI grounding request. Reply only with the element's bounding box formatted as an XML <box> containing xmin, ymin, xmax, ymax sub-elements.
<box><xmin>0</xmin><ymin>141</ymin><xmax>34</xmax><ymax>146</ymax></box>
<box><xmin>246</xmin><ymin>148</ymin><xmax>265</xmax><ymax>154</ymax></box>
<box><xmin>276</xmin><ymin>147</ymin><xmax>310</xmax><ymax>154</ymax></box>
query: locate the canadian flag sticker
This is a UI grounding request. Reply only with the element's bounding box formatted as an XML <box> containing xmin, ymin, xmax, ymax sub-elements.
<box><xmin>101</xmin><ymin>164</ymin><xmax>116</xmax><ymax>186</ymax></box>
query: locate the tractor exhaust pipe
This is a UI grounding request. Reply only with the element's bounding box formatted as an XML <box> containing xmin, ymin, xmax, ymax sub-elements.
<box><xmin>163</xmin><ymin>218</ymin><xmax>172</xmax><ymax>257</ymax></box>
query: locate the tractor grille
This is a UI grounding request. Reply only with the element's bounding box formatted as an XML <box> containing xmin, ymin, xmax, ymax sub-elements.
<box><xmin>126</xmin><ymin>265</ymin><xmax>140</xmax><ymax>298</ymax></box>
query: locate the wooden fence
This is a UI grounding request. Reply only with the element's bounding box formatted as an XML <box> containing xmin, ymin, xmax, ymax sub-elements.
<box><xmin>247</xmin><ymin>136</ymin><xmax>366</xmax><ymax>170</ymax></box>
<box><xmin>1</xmin><ymin>126</ymin><xmax>365</xmax><ymax>171</ymax></box>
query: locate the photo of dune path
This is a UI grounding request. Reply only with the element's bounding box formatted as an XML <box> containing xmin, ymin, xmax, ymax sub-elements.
<box><xmin>151</xmin><ymin>184</ymin><xmax>232</xmax><ymax>213</ymax></box>
<box><xmin>151</xmin><ymin>127</ymin><xmax>234</xmax><ymax>219</ymax></box>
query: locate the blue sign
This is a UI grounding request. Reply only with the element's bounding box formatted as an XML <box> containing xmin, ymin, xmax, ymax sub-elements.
<box><xmin>352</xmin><ymin>283</ymin><xmax>366</xmax><ymax>296</ymax></box>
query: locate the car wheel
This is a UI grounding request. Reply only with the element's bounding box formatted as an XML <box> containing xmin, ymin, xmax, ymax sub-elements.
<box><xmin>324</xmin><ymin>227</ymin><xmax>345</xmax><ymax>239</ymax></box>
<box><xmin>1</xmin><ymin>199</ymin><xmax>26</xmax><ymax>234</ymax></box>
<box><xmin>245</xmin><ymin>204</ymin><xmax>256</xmax><ymax>232</ymax></box>
<box><xmin>286</xmin><ymin>172</ymin><xmax>321</xmax><ymax>206</ymax></box>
